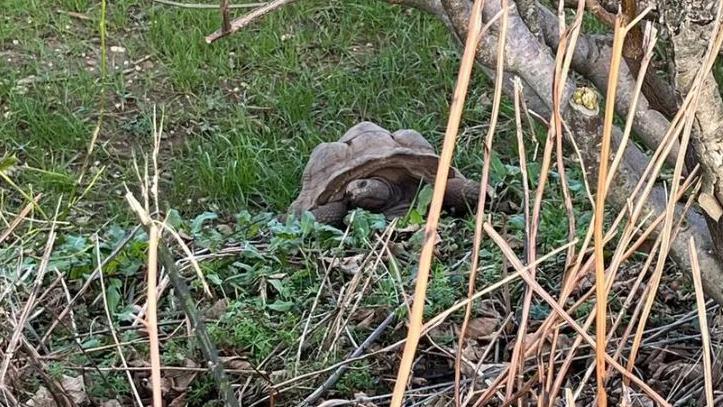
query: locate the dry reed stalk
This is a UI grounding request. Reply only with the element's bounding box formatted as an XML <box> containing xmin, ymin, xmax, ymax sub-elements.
<box><xmin>593</xmin><ymin>16</ymin><xmax>626</xmax><ymax>404</ymax></box>
<box><xmin>123</xmin><ymin>109</ymin><xmax>168</xmax><ymax>406</ymax></box>
<box><xmin>266</xmin><ymin>241</ymin><xmax>575</xmax><ymax>405</ymax></box>
<box><xmin>483</xmin><ymin>222</ymin><xmax>671</xmax><ymax>406</ymax></box>
<box><xmin>0</xmin><ymin>193</ymin><xmax>41</xmax><ymax>245</ymax></box>
<box><xmin>554</xmin><ymin>181</ymin><xmax>696</xmax><ymax>401</ymax></box>
<box><xmin>462</xmin><ymin>313</ymin><xmax>514</xmax><ymax>405</ymax></box>
<box><xmin>558</xmin><ymin>181</ymin><xmax>696</xmax><ymax>403</ymax></box>
<box><xmin>39</xmin><ymin>225</ymin><xmax>141</xmax><ymax>344</ymax></box>
<box><xmin>624</xmin><ymin>77</ymin><xmax>698</xmax><ymax>385</ymax></box>
<box><xmin>515</xmin><ymin>174</ymin><xmax>681</xmax><ymax>400</ymax></box>
<box><xmin>294</xmin><ymin>220</ymin><xmax>356</xmax><ymax>374</ymax></box>
<box><xmin>389</xmin><ymin>0</ymin><xmax>484</xmax><ymax>404</ymax></box>
<box><xmin>688</xmin><ymin>237</ymin><xmax>714</xmax><ymax>407</ymax></box>
<box><xmin>454</xmin><ymin>0</ymin><xmax>508</xmax><ymax>403</ymax></box>
<box><xmin>544</xmin><ymin>0</ymin><xmax>588</xmax><ymax>392</ymax></box>
<box><xmin>605</xmin><ymin>23</ymin><xmax>657</xmax><ymax>193</ymax></box>
<box><xmin>506</xmin><ymin>58</ymin><xmax>557</xmax><ymax>407</ymax></box>
<box><xmin>573</xmin><ymin>181</ymin><xmax>700</xmax><ymax>402</ymax></box>
<box><xmin>329</xmin><ymin>224</ymin><xmax>397</xmax><ymax>354</ymax></box>
<box><xmin>524</xmin><ymin>12</ymin><xmax>653</xmax><ymax>400</ymax></box>
<box><xmin>126</xmin><ymin>192</ymin><xmax>162</xmax><ymax>406</ymax></box>
<box><xmin>0</xmin><ymin>199</ymin><xmax>59</xmax><ymax>386</ymax></box>
<box><xmin>504</xmin><ymin>0</ymin><xmax>586</xmax><ymax>394</ymax></box>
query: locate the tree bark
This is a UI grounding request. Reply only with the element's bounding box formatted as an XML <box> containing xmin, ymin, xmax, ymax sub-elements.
<box><xmin>663</xmin><ymin>0</ymin><xmax>723</xmax><ymax>288</ymax></box>
<box><xmin>393</xmin><ymin>0</ymin><xmax>723</xmax><ymax>304</ymax></box>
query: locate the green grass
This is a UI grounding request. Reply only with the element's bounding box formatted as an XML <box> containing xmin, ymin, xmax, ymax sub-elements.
<box><xmin>1</xmin><ymin>0</ymin><xmax>500</xmax><ymax>220</ymax></box>
<box><xmin>0</xmin><ymin>1</ymin><xmax>601</xmax><ymax>404</ymax></box>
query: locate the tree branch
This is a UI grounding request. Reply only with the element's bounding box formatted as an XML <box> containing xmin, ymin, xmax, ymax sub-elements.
<box><xmin>198</xmin><ymin>0</ymin><xmax>723</xmax><ymax>304</ymax></box>
<box><xmin>205</xmin><ymin>0</ymin><xmax>299</xmax><ymax>43</ymax></box>
<box><xmin>426</xmin><ymin>0</ymin><xmax>723</xmax><ymax>304</ymax></box>
<box><xmin>666</xmin><ymin>0</ymin><xmax>723</xmax><ymax>282</ymax></box>
<box><xmin>537</xmin><ymin>5</ymin><xmax>681</xmax><ymax>166</ymax></box>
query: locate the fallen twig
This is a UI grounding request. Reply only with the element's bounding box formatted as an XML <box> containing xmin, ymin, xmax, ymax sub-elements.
<box><xmin>205</xmin><ymin>0</ymin><xmax>298</xmax><ymax>43</ymax></box>
<box><xmin>153</xmin><ymin>0</ymin><xmax>264</xmax><ymax>9</ymax></box>
<box><xmin>300</xmin><ymin>304</ymin><xmax>403</xmax><ymax>406</ymax></box>
<box><xmin>160</xmin><ymin>244</ymin><xmax>240</xmax><ymax>407</ymax></box>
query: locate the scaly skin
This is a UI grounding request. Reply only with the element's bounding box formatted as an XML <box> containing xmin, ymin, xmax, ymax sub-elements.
<box><xmin>309</xmin><ymin>201</ymin><xmax>349</xmax><ymax>227</ymax></box>
<box><xmin>307</xmin><ymin>177</ymin><xmax>481</xmax><ymax>226</ymax></box>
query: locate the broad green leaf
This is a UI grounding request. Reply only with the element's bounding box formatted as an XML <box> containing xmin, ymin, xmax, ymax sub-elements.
<box><xmin>191</xmin><ymin>211</ymin><xmax>218</xmax><ymax>234</ymax></box>
<box><xmin>416</xmin><ymin>184</ymin><xmax>434</xmax><ymax>213</ymax></box>
<box><xmin>267</xmin><ymin>300</ymin><xmax>293</xmax><ymax>312</ymax></box>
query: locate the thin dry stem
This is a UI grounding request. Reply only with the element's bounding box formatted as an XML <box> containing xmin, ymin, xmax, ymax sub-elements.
<box><xmin>266</xmin><ymin>240</ymin><xmax>574</xmax><ymax>404</ymax></box>
<box><xmin>96</xmin><ymin>238</ymin><xmax>144</xmax><ymax>406</ymax></box>
<box><xmin>593</xmin><ymin>16</ymin><xmax>625</xmax><ymax>403</ymax></box>
<box><xmin>624</xmin><ymin>80</ymin><xmax>698</xmax><ymax>384</ymax></box>
<box><xmin>689</xmin><ymin>237</ymin><xmax>714</xmax><ymax>407</ymax></box>
<box><xmin>153</xmin><ymin>0</ymin><xmax>264</xmax><ymax>8</ymax></box>
<box><xmin>0</xmin><ymin>194</ymin><xmax>42</xmax><ymax>245</ymax></box>
<box><xmin>454</xmin><ymin>0</ymin><xmax>508</xmax><ymax>403</ymax></box>
<box><xmin>0</xmin><ymin>199</ymin><xmax>60</xmax><ymax>386</ymax></box>
<box><xmin>390</xmin><ymin>0</ymin><xmax>484</xmax><ymax>404</ymax></box>
<box><xmin>483</xmin><ymin>222</ymin><xmax>671</xmax><ymax>407</ymax></box>
<box><xmin>39</xmin><ymin>225</ymin><xmax>142</xmax><ymax>344</ymax></box>
<box><xmin>294</xmin><ymin>220</ymin><xmax>356</xmax><ymax>374</ymax></box>
<box><xmin>147</xmin><ymin>223</ymin><xmax>162</xmax><ymax>406</ymax></box>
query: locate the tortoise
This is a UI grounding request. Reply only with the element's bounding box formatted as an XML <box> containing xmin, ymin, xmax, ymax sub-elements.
<box><xmin>288</xmin><ymin>121</ymin><xmax>481</xmax><ymax>226</ymax></box>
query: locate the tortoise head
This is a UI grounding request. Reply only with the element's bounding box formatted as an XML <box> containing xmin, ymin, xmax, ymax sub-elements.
<box><xmin>345</xmin><ymin>178</ymin><xmax>394</xmax><ymax>211</ymax></box>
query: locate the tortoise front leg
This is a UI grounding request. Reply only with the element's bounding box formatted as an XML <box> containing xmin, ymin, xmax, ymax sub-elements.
<box><xmin>309</xmin><ymin>201</ymin><xmax>349</xmax><ymax>227</ymax></box>
<box><xmin>443</xmin><ymin>178</ymin><xmax>480</xmax><ymax>215</ymax></box>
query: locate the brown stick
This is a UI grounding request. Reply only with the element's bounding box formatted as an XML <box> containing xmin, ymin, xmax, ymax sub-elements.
<box><xmin>205</xmin><ymin>0</ymin><xmax>298</xmax><ymax>43</ymax></box>
<box><xmin>153</xmin><ymin>0</ymin><xmax>264</xmax><ymax>8</ymax></box>
<box><xmin>220</xmin><ymin>0</ymin><xmax>231</xmax><ymax>32</ymax></box>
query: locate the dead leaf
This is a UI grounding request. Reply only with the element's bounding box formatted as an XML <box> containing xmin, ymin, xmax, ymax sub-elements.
<box><xmin>27</xmin><ymin>386</ymin><xmax>54</xmax><ymax>407</ymax></box>
<box><xmin>169</xmin><ymin>393</ymin><xmax>187</xmax><ymax>407</ymax></box>
<box><xmin>352</xmin><ymin>308</ymin><xmax>377</xmax><ymax>329</ymax></box>
<box><xmin>322</xmin><ymin>254</ymin><xmax>365</xmax><ymax>275</ymax></box>
<box><xmin>101</xmin><ymin>400</ymin><xmax>123</xmax><ymax>407</ymax></box>
<box><xmin>220</xmin><ymin>356</ymin><xmax>253</xmax><ymax>370</ymax></box>
<box><xmin>354</xmin><ymin>392</ymin><xmax>378</xmax><ymax>406</ymax></box>
<box><xmin>464</xmin><ymin>317</ymin><xmax>498</xmax><ymax>338</ymax></box>
<box><xmin>699</xmin><ymin>193</ymin><xmax>723</xmax><ymax>221</ymax></box>
<box><xmin>61</xmin><ymin>375</ymin><xmax>87</xmax><ymax>404</ymax></box>
<box><xmin>160</xmin><ymin>377</ymin><xmax>173</xmax><ymax>394</ymax></box>
<box><xmin>462</xmin><ymin>344</ymin><xmax>480</xmax><ymax>361</ymax></box>
<box><xmin>339</xmin><ymin>254</ymin><xmax>364</xmax><ymax>275</ymax></box>
<box><xmin>202</xmin><ymin>298</ymin><xmax>228</xmax><ymax>319</ymax></box>
<box><xmin>169</xmin><ymin>359</ymin><xmax>198</xmax><ymax>392</ymax></box>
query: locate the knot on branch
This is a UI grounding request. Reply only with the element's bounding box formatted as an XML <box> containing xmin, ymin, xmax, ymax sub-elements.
<box><xmin>570</xmin><ymin>86</ymin><xmax>600</xmax><ymax>116</ymax></box>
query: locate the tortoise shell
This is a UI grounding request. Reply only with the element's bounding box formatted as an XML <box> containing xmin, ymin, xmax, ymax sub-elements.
<box><xmin>289</xmin><ymin>121</ymin><xmax>466</xmax><ymax>215</ymax></box>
